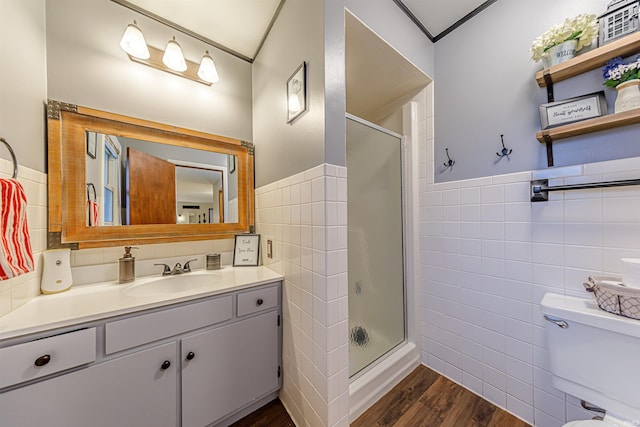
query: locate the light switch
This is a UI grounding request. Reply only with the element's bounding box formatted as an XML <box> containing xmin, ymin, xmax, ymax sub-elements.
<box><xmin>267</xmin><ymin>239</ymin><xmax>273</xmax><ymax>258</ymax></box>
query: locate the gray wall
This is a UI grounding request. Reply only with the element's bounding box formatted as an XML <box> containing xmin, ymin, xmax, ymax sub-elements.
<box><xmin>46</xmin><ymin>0</ymin><xmax>252</xmax><ymax>142</ymax></box>
<box><xmin>252</xmin><ymin>0</ymin><xmax>326</xmax><ymax>188</ymax></box>
<box><xmin>324</xmin><ymin>0</ymin><xmax>435</xmax><ymax>175</ymax></box>
<box><xmin>0</xmin><ymin>0</ymin><xmax>47</xmax><ymax>173</ymax></box>
<box><xmin>343</xmin><ymin>0</ymin><xmax>435</xmax><ymax>77</ymax></box>
<box><xmin>433</xmin><ymin>0</ymin><xmax>640</xmax><ymax>182</ymax></box>
<box><xmin>254</xmin><ymin>0</ymin><xmax>435</xmax><ymax>187</ymax></box>
<box><xmin>326</xmin><ymin>0</ymin><xmax>435</xmax><ymax>170</ymax></box>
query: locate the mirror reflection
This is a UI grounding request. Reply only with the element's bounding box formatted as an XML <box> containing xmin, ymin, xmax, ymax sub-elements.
<box><xmin>85</xmin><ymin>132</ymin><xmax>238</xmax><ymax>226</ymax></box>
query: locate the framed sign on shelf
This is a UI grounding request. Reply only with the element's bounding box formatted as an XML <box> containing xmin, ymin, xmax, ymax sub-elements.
<box><xmin>233</xmin><ymin>234</ymin><xmax>261</xmax><ymax>266</ymax></box>
<box><xmin>539</xmin><ymin>91</ymin><xmax>607</xmax><ymax>129</ymax></box>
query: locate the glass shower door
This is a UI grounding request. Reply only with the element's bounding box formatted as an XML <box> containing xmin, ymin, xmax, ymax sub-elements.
<box><xmin>347</xmin><ymin>116</ymin><xmax>406</xmax><ymax>378</ymax></box>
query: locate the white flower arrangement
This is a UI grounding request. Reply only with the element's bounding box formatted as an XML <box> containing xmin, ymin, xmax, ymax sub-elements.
<box><xmin>530</xmin><ymin>13</ymin><xmax>599</xmax><ymax>63</ymax></box>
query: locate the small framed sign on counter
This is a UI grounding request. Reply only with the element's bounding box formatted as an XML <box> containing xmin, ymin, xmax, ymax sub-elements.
<box><xmin>540</xmin><ymin>91</ymin><xmax>608</xmax><ymax>129</ymax></box>
<box><xmin>233</xmin><ymin>234</ymin><xmax>261</xmax><ymax>266</ymax></box>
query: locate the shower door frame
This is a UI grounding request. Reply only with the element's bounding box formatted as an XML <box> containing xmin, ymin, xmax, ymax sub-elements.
<box><xmin>345</xmin><ymin>112</ymin><xmax>411</xmax><ymax>380</ymax></box>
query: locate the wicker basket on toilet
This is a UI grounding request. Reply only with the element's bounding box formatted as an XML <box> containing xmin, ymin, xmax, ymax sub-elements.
<box><xmin>584</xmin><ymin>276</ymin><xmax>640</xmax><ymax>320</ymax></box>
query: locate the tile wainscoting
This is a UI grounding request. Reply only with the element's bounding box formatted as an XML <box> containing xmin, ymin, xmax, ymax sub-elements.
<box><xmin>256</xmin><ymin>164</ymin><xmax>350</xmax><ymax>427</ymax></box>
<box><xmin>420</xmin><ymin>154</ymin><xmax>640</xmax><ymax>426</ymax></box>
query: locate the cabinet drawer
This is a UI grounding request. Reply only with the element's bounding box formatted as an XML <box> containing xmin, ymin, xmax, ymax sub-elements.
<box><xmin>105</xmin><ymin>296</ymin><xmax>232</xmax><ymax>354</ymax></box>
<box><xmin>237</xmin><ymin>285</ymin><xmax>278</xmax><ymax>317</ymax></box>
<box><xmin>0</xmin><ymin>328</ymin><xmax>96</xmax><ymax>389</ymax></box>
<box><xmin>0</xmin><ymin>342</ymin><xmax>176</xmax><ymax>427</ymax></box>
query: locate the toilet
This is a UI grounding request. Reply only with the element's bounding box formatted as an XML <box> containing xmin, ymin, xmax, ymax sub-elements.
<box><xmin>541</xmin><ymin>293</ymin><xmax>640</xmax><ymax>426</ymax></box>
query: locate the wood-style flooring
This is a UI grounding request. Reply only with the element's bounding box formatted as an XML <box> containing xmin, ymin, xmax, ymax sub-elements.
<box><xmin>230</xmin><ymin>398</ymin><xmax>295</xmax><ymax>427</ymax></box>
<box><xmin>232</xmin><ymin>365</ymin><xmax>531</xmax><ymax>427</ymax></box>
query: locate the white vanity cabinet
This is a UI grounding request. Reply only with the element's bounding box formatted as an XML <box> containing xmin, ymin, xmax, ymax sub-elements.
<box><xmin>0</xmin><ymin>341</ymin><xmax>177</xmax><ymax>427</ymax></box>
<box><xmin>0</xmin><ymin>280</ymin><xmax>282</xmax><ymax>427</ymax></box>
<box><xmin>182</xmin><ymin>304</ymin><xmax>279</xmax><ymax>426</ymax></box>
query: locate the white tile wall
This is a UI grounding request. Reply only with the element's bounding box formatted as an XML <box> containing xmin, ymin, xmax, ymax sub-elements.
<box><xmin>70</xmin><ymin>239</ymin><xmax>235</xmax><ymax>269</ymax></box>
<box><xmin>256</xmin><ymin>164</ymin><xmax>349</xmax><ymax>427</ymax></box>
<box><xmin>5</xmin><ymin>84</ymin><xmax>636</xmax><ymax>427</ymax></box>
<box><xmin>0</xmin><ymin>159</ymin><xmax>47</xmax><ymax>317</ymax></box>
<box><xmin>421</xmin><ymin>144</ymin><xmax>640</xmax><ymax>425</ymax></box>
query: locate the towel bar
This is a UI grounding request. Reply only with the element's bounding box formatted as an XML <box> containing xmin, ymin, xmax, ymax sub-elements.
<box><xmin>0</xmin><ymin>137</ymin><xmax>18</xmax><ymax>179</ymax></box>
<box><xmin>531</xmin><ymin>178</ymin><xmax>640</xmax><ymax>202</ymax></box>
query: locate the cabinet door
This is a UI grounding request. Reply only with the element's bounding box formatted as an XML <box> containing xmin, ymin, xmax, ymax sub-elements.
<box><xmin>0</xmin><ymin>342</ymin><xmax>177</xmax><ymax>427</ymax></box>
<box><xmin>182</xmin><ymin>310</ymin><xmax>279</xmax><ymax>427</ymax></box>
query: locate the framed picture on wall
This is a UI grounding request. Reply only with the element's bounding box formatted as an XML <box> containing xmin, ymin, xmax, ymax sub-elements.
<box><xmin>233</xmin><ymin>234</ymin><xmax>261</xmax><ymax>266</ymax></box>
<box><xmin>86</xmin><ymin>132</ymin><xmax>97</xmax><ymax>159</ymax></box>
<box><xmin>287</xmin><ymin>61</ymin><xmax>307</xmax><ymax>123</ymax></box>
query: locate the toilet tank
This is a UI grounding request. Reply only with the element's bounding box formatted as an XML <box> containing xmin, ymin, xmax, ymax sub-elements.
<box><xmin>541</xmin><ymin>293</ymin><xmax>640</xmax><ymax>422</ymax></box>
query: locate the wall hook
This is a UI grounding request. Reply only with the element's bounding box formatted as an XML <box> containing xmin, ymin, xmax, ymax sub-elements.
<box><xmin>496</xmin><ymin>134</ymin><xmax>512</xmax><ymax>157</ymax></box>
<box><xmin>443</xmin><ymin>148</ymin><xmax>455</xmax><ymax>167</ymax></box>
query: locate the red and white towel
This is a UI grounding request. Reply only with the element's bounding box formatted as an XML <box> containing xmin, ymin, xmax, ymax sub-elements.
<box><xmin>87</xmin><ymin>200</ymin><xmax>99</xmax><ymax>227</ymax></box>
<box><xmin>0</xmin><ymin>179</ymin><xmax>34</xmax><ymax>280</ymax></box>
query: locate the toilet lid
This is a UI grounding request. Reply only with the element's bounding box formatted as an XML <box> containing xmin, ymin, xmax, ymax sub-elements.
<box><xmin>564</xmin><ymin>420</ymin><xmax>609</xmax><ymax>427</ymax></box>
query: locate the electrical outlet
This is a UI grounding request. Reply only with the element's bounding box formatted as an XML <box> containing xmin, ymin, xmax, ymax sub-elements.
<box><xmin>267</xmin><ymin>239</ymin><xmax>273</xmax><ymax>258</ymax></box>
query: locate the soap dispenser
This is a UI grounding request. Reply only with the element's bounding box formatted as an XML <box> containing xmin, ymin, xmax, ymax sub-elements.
<box><xmin>119</xmin><ymin>246</ymin><xmax>137</xmax><ymax>284</ymax></box>
<box><xmin>41</xmin><ymin>248</ymin><xmax>73</xmax><ymax>294</ymax></box>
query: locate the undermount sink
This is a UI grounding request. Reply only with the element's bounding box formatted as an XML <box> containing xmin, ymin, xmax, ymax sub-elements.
<box><xmin>124</xmin><ymin>272</ymin><xmax>223</xmax><ymax>297</ymax></box>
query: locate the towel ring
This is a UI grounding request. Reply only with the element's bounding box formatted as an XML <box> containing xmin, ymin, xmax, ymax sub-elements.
<box><xmin>0</xmin><ymin>137</ymin><xmax>18</xmax><ymax>178</ymax></box>
<box><xmin>87</xmin><ymin>183</ymin><xmax>97</xmax><ymax>202</ymax></box>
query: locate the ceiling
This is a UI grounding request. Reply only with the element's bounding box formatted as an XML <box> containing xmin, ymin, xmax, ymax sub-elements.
<box><xmin>394</xmin><ymin>0</ymin><xmax>498</xmax><ymax>41</ymax></box>
<box><xmin>112</xmin><ymin>0</ymin><xmax>497</xmax><ymax>62</ymax></box>
<box><xmin>112</xmin><ymin>0</ymin><xmax>285</xmax><ymax>62</ymax></box>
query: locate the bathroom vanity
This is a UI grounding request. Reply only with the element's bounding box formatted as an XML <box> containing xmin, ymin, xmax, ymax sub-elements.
<box><xmin>0</xmin><ymin>267</ymin><xmax>282</xmax><ymax>427</ymax></box>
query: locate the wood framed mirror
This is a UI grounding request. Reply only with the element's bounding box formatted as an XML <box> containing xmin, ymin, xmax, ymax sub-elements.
<box><xmin>47</xmin><ymin>100</ymin><xmax>254</xmax><ymax>249</ymax></box>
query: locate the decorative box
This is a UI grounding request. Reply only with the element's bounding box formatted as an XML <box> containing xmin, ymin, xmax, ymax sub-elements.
<box><xmin>599</xmin><ymin>0</ymin><xmax>640</xmax><ymax>45</ymax></box>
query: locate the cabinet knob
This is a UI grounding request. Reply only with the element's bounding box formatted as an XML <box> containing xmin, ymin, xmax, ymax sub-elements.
<box><xmin>186</xmin><ymin>351</ymin><xmax>195</xmax><ymax>361</ymax></box>
<box><xmin>160</xmin><ymin>360</ymin><xmax>171</xmax><ymax>370</ymax></box>
<box><xmin>256</xmin><ymin>298</ymin><xmax>264</xmax><ymax>306</ymax></box>
<box><xmin>34</xmin><ymin>354</ymin><xmax>51</xmax><ymax>367</ymax></box>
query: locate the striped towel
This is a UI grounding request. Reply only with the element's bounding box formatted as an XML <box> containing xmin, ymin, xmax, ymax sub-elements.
<box><xmin>0</xmin><ymin>179</ymin><xmax>34</xmax><ymax>280</ymax></box>
<box><xmin>87</xmin><ymin>200</ymin><xmax>99</xmax><ymax>226</ymax></box>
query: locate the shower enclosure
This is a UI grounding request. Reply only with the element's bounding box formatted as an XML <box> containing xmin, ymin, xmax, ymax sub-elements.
<box><xmin>346</xmin><ymin>115</ymin><xmax>406</xmax><ymax>378</ymax></box>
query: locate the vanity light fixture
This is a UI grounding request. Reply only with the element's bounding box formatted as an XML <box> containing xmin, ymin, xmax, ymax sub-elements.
<box><xmin>119</xmin><ymin>21</ymin><xmax>150</xmax><ymax>59</ymax></box>
<box><xmin>162</xmin><ymin>36</ymin><xmax>187</xmax><ymax>72</ymax></box>
<box><xmin>197</xmin><ymin>51</ymin><xmax>219</xmax><ymax>84</ymax></box>
<box><xmin>119</xmin><ymin>22</ymin><xmax>219</xmax><ymax>86</ymax></box>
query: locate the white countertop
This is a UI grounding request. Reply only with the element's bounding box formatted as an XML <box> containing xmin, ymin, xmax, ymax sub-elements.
<box><xmin>0</xmin><ymin>266</ymin><xmax>283</xmax><ymax>341</ymax></box>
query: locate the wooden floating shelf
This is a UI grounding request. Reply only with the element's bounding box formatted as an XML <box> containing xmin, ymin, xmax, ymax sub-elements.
<box><xmin>536</xmin><ymin>32</ymin><xmax>640</xmax><ymax>88</ymax></box>
<box><xmin>536</xmin><ymin>108</ymin><xmax>640</xmax><ymax>143</ymax></box>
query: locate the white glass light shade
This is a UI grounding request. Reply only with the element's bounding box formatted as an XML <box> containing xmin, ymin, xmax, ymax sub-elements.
<box><xmin>197</xmin><ymin>51</ymin><xmax>219</xmax><ymax>83</ymax></box>
<box><xmin>162</xmin><ymin>37</ymin><xmax>187</xmax><ymax>72</ymax></box>
<box><xmin>288</xmin><ymin>93</ymin><xmax>301</xmax><ymax>113</ymax></box>
<box><xmin>119</xmin><ymin>21</ymin><xmax>150</xmax><ymax>59</ymax></box>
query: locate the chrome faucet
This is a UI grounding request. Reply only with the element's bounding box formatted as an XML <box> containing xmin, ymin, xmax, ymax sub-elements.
<box><xmin>154</xmin><ymin>259</ymin><xmax>198</xmax><ymax>276</ymax></box>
